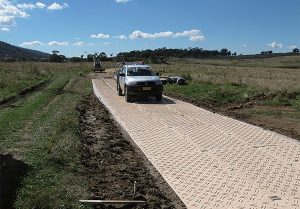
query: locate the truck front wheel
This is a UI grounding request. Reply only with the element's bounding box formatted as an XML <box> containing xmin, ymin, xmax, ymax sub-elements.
<box><xmin>117</xmin><ymin>83</ymin><xmax>123</xmax><ymax>96</ymax></box>
<box><xmin>125</xmin><ymin>86</ymin><xmax>132</xmax><ymax>102</ymax></box>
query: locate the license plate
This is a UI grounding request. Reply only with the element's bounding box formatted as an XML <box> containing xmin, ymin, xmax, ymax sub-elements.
<box><xmin>142</xmin><ymin>87</ymin><xmax>151</xmax><ymax>91</ymax></box>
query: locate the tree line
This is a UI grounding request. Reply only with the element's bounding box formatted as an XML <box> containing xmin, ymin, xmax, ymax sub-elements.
<box><xmin>116</xmin><ymin>47</ymin><xmax>233</xmax><ymax>61</ymax></box>
<box><xmin>2</xmin><ymin>47</ymin><xmax>299</xmax><ymax>63</ymax></box>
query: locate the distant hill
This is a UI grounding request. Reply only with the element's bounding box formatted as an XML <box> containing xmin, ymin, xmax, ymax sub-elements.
<box><xmin>0</xmin><ymin>41</ymin><xmax>50</xmax><ymax>60</ymax></box>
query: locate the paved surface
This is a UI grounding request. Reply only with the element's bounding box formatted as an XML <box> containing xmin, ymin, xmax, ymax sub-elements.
<box><xmin>93</xmin><ymin>77</ymin><xmax>300</xmax><ymax>209</ymax></box>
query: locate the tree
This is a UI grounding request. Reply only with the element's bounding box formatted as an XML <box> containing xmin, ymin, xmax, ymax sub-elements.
<box><xmin>52</xmin><ymin>50</ymin><xmax>59</xmax><ymax>55</ymax></box>
<box><xmin>220</xmin><ymin>48</ymin><xmax>231</xmax><ymax>56</ymax></box>
<box><xmin>49</xmin><ymin>50</ymin><xmax>65</xmax><ymax>63</ymax></box>
<box><xmin>293</xmin><ymin>48</ymin><xmax>299</xmax><ymax>53</ymax></box>
<box><xmin>87</xmin><ymin>54</ymin><xmax>94</xmax><ymax>62</ymax></box>
<box><xmin>99</xmin><ymin>52</ymin><xmax>107</xmax><ymax>59</ymax></box>
<box><xmin>69</xmin><ymin>57</ymin><xmax>82</xmax><ymax>62</ymax></box>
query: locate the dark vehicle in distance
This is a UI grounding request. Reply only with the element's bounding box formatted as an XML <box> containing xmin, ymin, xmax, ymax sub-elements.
<box><xmin>93</xmin><ymin>60</ymin><xmax>104</xmax><ymax>72</ymax></box>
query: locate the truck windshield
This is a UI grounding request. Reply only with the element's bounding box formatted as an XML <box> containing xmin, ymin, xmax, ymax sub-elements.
<box><xmin>127</xmin><ymin>67</ymin><xmax>154</xmax><ymax>76</ymax></box>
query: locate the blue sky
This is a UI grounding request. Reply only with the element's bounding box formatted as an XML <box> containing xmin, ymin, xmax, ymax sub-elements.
<box><xmin>0</xmin><ymin>0</ymin><xmax>299</xmax><ymax>57</ymax></box>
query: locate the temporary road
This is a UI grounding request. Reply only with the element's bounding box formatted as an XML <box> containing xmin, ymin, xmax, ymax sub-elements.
<box><xmin>93</xmin><ymin>76</ymin><xmax>299</xmax><ymax>209</ymax></box>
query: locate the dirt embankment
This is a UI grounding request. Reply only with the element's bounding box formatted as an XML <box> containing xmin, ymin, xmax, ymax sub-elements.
<box><xmin>79</xmin><ymin>95</ymin><xmax>186</xmax><ymax>209</ymax></box>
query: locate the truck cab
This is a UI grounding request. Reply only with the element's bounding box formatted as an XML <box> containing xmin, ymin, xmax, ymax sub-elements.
<box><xmin>117</xmin><ymin>64</ymin><xmax>163</xmax><ymax>102</ymax></box>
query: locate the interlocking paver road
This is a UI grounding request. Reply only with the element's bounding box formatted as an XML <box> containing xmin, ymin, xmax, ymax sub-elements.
<box><xmin>93</xmin><ymin>77</ymin><xmax>300</xmax><ymax>209</ymax></box>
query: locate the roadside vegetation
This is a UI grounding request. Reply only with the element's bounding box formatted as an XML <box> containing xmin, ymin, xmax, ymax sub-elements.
<box><xmin>0</xmin><ymin>62</ymin><xmax>92</xmax><ymax>209</ymax></box>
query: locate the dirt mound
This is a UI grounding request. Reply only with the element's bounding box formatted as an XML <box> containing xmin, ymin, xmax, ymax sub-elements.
<box><xmin>79</xmin><ymin>95</ymin><xmax>186</xmax><ymax>209</ymax></box>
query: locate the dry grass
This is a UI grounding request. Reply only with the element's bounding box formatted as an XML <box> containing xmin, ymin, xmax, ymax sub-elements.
<box><xmin>0</xmin><ymin>62</ymin><xmax>96</xmax><ymax>100</ymax></box>
<box><xmin>152</xmin><ymin>56</ymin><xmax>300</xmax><ymax>92</ymax></box>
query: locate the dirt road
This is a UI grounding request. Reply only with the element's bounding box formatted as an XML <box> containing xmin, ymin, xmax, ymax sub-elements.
<box><xmin>93</xmin><ymin>72</ymin><xmax>300</xmax><ymax>209</ymax></box>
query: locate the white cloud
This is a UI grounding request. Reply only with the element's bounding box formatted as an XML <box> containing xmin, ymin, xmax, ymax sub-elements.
<box><xmin>152</xmin><ymin>31</ymin><xmax>173</xmax><ymax>38</ymax></box>
<box><xmin>242</xmin><ymin>44</ymin><xmax>247</xmax><ymax>47</ymax></box>
<box><xmin>47</xmin><ymin>2</ymin><xmax>69</xmax><ymax>10</ymax></box>
<box><xmin>267</xmin><ymin>41</ymin><xmax>283</xmax><ymax>48</ymax></box>
<box><xmin>129</xmin><ymin>30</ymin><xmax>173</xmax><ymax>40</ymax></box>
<box><xmin>114</xmin><ymin>35</ymin><xmax>127</xmax><ymax>40</ymax></box>
<box><xmin>17</xmin><ymin>3</ymin><xmax>36</xmax><ymax>10</ymax></box>
<box><xmin>48</xmin><ymin>41</ymin><xmax>69</xmax><ymax>46</ymax></box>
<box><xmin>129</xmin><ymin>29</ymin><xmax>205</xmax><ymax>41</ymax></box>
<box><xmin>114</xmin><ymin>0</ymin><xmax>131</xmax><ymax>3</ymax></box>
<box><xmin>36</xmin><ymin>2</ymin><xmax>46</xmax><ymax>9</ymax></box>
<box><xmin>90</xmin><ymin>33</ymin><xmax>110</xmax><ymax>39</ymax></box>
<box><xmin>174</xmin><ymin>29</ymin><xmax>205</xmax><ymax>41</ymax></box>
<box><xmin>174</xmin><ymin>29</ymin><xmax>200</xmax><ymax>37</ymax></box>
<box><xmin>0</xmin><ymin>15</ymin><xmax>15</xmax><ymax>25</ymax></box>
<box><xmin>20</xmin><ymin>41</ymin><xmax>44</xmax><ymax>47</ymax></box>
<box><xmin>73</xmin><ymin>41</ymin><xmax>85</xmax><ymax>46</ymax></box>
<box><xmin>0</xmin><ymin>0</ymin><xmax>29</xmax><ymax>25</ymax></box>
<box><xmin>129</xmin><ymin>31</ymin><xmax>149</xmax><ymax>39</ymax></box>
<box><xmin>287</xmin><ymin>45</ymin><xmax>297</xmax><ymax>49</ymax></box>
<box><xmin>17</xmin><ymin>2</ymin><xmax>46</xmax><ymax>10</ymax></box>
<box><xmin>1</xmin><ymin>27</ymin><xmax>9</xmax><ymax>31</ymax></box>
<box><xmin>189</xmin><ymin>35</ymin><xmax>205</xmax><ymax>42</ymax></box>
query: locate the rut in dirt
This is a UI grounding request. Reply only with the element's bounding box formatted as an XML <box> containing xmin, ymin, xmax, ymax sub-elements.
<box><xmin>79</xmin><ymin>95</ymin><xmax>186</xmax><ymax>209</ymax></box>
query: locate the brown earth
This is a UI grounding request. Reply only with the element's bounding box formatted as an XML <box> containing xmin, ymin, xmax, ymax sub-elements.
<box><xmin>79</xmin><ymin>94</ymin><xmax>186</xmax><ymax>209</ymax></box>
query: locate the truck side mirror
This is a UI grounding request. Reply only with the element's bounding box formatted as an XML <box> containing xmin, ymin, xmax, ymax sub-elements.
<box><xmin>155</xmin><ymin>72</ymin><xmax>160</xmax><ymax>76</ymax></box>
<box><xmin>119</xmin><ymin>73</ymin><xmax>125</xmax><ymax>77</ymax></box>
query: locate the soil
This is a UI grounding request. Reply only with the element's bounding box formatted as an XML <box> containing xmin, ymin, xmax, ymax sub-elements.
<box><xmin>79</xmin><ymin>95</ymin><xmax>186</xmax><ymax>209</ymax></box>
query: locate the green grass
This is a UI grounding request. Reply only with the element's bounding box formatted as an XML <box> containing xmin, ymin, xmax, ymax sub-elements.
<box><xmin>0</xmin><ymin>62</ymin><xmax>93</xmax><ymax>209</ymax></box>
<box><xmin>164</xmin><ymin>81</ymin><xmax>259</xmax><ymax>105</ymax></box>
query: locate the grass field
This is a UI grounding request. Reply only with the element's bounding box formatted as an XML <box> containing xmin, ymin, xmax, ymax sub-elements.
<box><xmin>153</xmin><ymin>55</ymin><xmax>300</xmax><ymax>92</ymax></box>
<box><xmin>0</xmin><ymin>62</ymin><xmax>93</xmax><ymax>209</ymax></box>
<box><xmin>0</xmin><ymin>56</ymin><xmax>299</xmax><ymax>209</ymax></box>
